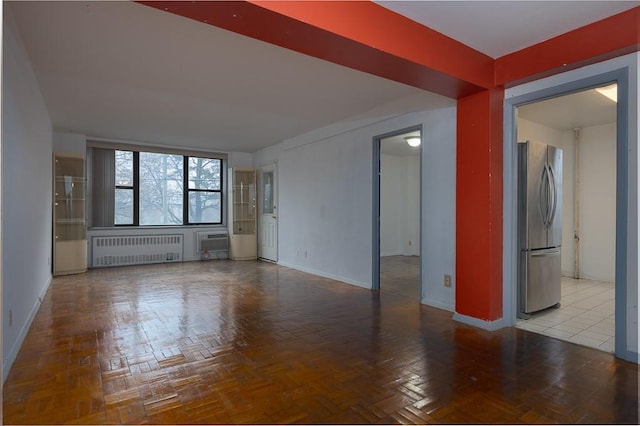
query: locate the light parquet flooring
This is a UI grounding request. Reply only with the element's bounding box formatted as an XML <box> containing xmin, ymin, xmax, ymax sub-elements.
<box><xmin>3</xmin><ymin>260</ymin><xmax>638</xmax><ymax>424</ymax></box>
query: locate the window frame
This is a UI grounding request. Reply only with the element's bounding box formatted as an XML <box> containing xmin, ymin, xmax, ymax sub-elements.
<box><xmin>114</xmin><ymin>150</ymin><xmax>139</xmax><ymax>226</ymax></box>
<box><xmin>106</xmin><ymin>145</ymin><xmax>225</xmax><ymax>227</ymax></box>
<box><xmin>184</xmin><ymin>156</ymin><xmax>224</xmax><ymax>225</ymax></box>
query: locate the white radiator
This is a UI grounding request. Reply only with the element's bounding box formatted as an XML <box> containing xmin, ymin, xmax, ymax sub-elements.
<box><xmin>196</xmin><ymin>232</ymin><xmax>228</xmax><ymax>259</ymax></box>
<box><xmin>92</xmin><ymin>234</ymin><xmax>183</xmax><ymax>267</ymax></box>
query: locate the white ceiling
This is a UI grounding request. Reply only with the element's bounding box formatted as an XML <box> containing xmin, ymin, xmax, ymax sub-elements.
<box><xmin>376</xmin><ymin>1</ymin><xmax>639</xmax><ymax>59</ymax></box>
<box><xmin>7</xmin><ymin>1</ymin><xmax>635</xmax><ymax>153</ymax></box>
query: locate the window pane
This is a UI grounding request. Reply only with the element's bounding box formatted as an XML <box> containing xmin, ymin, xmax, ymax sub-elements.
<box><xmin>188</xmin><ymin>192</ymin><xmax>221</xmax><ymax>223</ymax></box>
<box><xmin>139</xmin><ymin>152</ymin><xmax>183</xmax><ymax>225</ymax></box>
<box><xmin>115</xmin><ymin>188</ymin><xmax>133</xmax><ymax>225</ymax></box>
<box><xmin>262</xmin><ymin>171</ymin><xmax>273</xmax><ymax>214</ymax></box>
<box><xmin>115</xmin><ymin>150</ymin><xmax>133</xmax><ymax>186</ymax></box>
<box><xmin>189</xmin><ymin>157</ymin><xmax>221</xmax><ymax>190</ymax></box>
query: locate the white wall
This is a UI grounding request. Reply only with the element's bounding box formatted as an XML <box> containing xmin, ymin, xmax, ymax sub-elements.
<box><xmin>517</xmin><ymin>119</ymin><xmax>616</xmax><ymax>282</ymax></box>
<box><xmin>381</xmin><ymin>153</ymin><xmax>407</xmax><ymax>256</ymax></box>
<box><xmin>380</xmin><ymin>153</ymin><xmax>420</xmax><ymax>257</ymax></box>
<box><xmin>253</xmin><ymin>92</ymin><xmax>457</xmax><ymax>311</ymax></box>
<box><xmin>578</xmin><ymin>124</ymin><xmax>616</xmax><ymax>281</ymax></box>
<box><xmin>2</xmin><ymin>8</ymin><xmax>54</xmax><ymax>382</ymax></box>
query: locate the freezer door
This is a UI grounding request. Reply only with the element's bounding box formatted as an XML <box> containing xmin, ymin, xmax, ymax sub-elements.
<box><xmin>521</xmin><ymin>248</ymin><xmax>561</xmax><ymax>314</ymax></box>
<box><xmin>547</xmin><ymin>145</ymin><xmax>563</xmax><ymax>247</ymax></box>
<box><xmin>519</xmin><ymin>141</ymin><xmax>548</xmax><ymax>249</ymax></box>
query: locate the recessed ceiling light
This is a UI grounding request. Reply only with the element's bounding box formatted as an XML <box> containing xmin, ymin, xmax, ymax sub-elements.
<box><xmin>596</xmin><ymin>84</ymin><xmax>617</xmax><ymax>103</ymax></box>
<box><xmin>404</xmin><ymin>136</ymin><xmax>421</xmax><ymax>147</ymax></box>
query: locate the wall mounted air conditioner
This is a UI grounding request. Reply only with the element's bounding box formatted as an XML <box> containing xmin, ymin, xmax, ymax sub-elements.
<box><xmin>196</xmin><ymin>232</ymin><xmax>229</xmax><ymax>260</ymax></box>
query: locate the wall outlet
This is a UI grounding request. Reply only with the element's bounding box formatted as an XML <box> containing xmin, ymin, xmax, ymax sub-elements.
<box><xmin>408</xmin><ymin>240</ymin><xmax>412</xmax><ymax>246</ymax></box>
<box><xmin>444</xmin><ymin>274</ymin><xmax>452</xmax><ymax>287</ymax></box>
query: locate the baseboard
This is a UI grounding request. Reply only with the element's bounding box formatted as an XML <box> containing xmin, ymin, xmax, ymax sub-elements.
<box><xmin>452</xmin><ymin>312</ymin><xmax>508</xmax><ymax>331</ymax></box>
<box><xmin>421</xmin><ymin>297</ymin><xmax>454</xmax><ymax>312</ymax></box>
<box><xmin>2</xmin><ymin>275</ymin><xmax>52</xmax><ymax>384</ymax></box>
<box><xmin>277</xmin><ymin>261</ymin><xmax>370</xmax><ymax>290</ymax></box>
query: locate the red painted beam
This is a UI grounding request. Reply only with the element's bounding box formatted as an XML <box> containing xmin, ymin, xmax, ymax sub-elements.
<box><xmin>456</xmin><ymin>88</ymin><xmax>503</xmax><ymax>321</ymax></box>
<box><xmin>496</xmin><ymin>6</ymin><xmax>640</xmax><ymax>87</ymax></box>
<box><xmin>137</xmin><ymin>1</ymin><xmax>494</xmax><ymax>98</ymax></box>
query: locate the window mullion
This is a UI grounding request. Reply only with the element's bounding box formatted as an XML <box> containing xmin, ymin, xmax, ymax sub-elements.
<box><xmin>184</xmin><ymin>156</ymin><xmax>189</xmax><ymax>225</ymax></box>
<box><xmin>133</xmin><ymin>151</ymin><xmax>140</xmax><ymax>226</ymax></box>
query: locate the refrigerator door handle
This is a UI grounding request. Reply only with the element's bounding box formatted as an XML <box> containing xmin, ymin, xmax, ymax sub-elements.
<box><xmin>545</xmin><ymin>162</ymin><xmax>553</xmax><ymax>225</ymax></box>
<box><xmin>548</xmin><ymin>163</ymin><xmax>558</xmax><ymax>225</ymax></box>
<box><xmin>538</xmin><ymin>165</ymin><xmax>549</xmax><ymax>227</ymax></box>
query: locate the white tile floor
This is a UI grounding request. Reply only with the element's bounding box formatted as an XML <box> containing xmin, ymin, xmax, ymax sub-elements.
<box><xmin>516</xmin><ymin>276</ymin><xmax>615</xmax><ymax>353</ymax></box>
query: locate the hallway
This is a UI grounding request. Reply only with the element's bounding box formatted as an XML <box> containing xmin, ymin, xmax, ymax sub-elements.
<box><xmin>3</xmin><ymin>261</ymin><xmax>637</xmax><ymax>424</ymax></box>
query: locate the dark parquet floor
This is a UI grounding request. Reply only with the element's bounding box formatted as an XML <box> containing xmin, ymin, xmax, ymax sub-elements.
<box><xmin>2</xmin><ymin>260</ymin><xmax>638</xmax><ymax>424</ymax></box>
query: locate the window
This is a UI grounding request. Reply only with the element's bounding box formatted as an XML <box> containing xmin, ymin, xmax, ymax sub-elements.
<box><xmin>115</xmin><ymin>150</ymin><xmax>135</xmax><ymax>225</ymax></box>
<box><xmin>97</xmin><ymin>147</ymin><xmax>224</xmax><ymax>227</ymax></box>
<box><xmin>187</xmin><ymin>157</ymin><xmax>222</xmax><ymax>224</ymax></box>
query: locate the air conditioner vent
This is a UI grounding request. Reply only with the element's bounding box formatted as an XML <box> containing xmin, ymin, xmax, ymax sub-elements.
<box><xmin>196</xmin><ymin>232</ymin><xmax>228</xmax><ymax>259</ymax></box>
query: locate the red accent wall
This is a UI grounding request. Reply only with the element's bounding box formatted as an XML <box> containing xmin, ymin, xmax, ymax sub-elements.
<box><xmin>456</xmin><ymin>88</ymin><xmax>504</xmax><ymax>321</ymax></box>
<box><xmin>495</xmin><ymin>7</ymin><xmax>640</xmax><ymax>87</ymax></box>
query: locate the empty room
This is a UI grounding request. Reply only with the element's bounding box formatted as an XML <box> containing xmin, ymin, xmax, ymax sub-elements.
<box><xmin>2</xmin><ymin>1</ymin><xmax>638</xmax><ymax>424</ymax></box>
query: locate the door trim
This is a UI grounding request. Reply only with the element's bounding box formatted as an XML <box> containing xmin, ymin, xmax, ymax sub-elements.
<box><xmin>372</xmin><ymin>125</ymin><xmax>423</xmax><ymax>295</ymax></box>
<box><xmin>504</xmin><ymin>66</ymin><xmax>635</xmax><ymax>361</ymax></box>
<box><xmin>257</xmin><ymin>161</ymin><xmax>278</xmax><ymax>263</ymax></box>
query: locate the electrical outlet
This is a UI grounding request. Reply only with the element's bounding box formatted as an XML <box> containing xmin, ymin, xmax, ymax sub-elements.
<box><xmin>444</xmin><ymin>274</ymin><xmax>452</xmax><ymax>287</ymax></box>
<box><xmin>408</xmin><ymin>240</ymin><xmax>412</xmax><ymax>246</ymax></box>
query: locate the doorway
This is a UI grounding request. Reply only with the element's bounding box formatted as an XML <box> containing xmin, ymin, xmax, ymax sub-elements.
<box><xmin>515</xmin><ymin>84</ymin><xmax>617</xmax><ymax>353</ymax></box>
<box><xmin>258</xmin><ymin>162</ymin><xmax>277</xmax><ymax>262</ymax></box>
<box><xmin>503</xmin><ymin>64</ymin><xmax>634</xmax><ymax>361</ymax></box>
<box><xmin>373</xmin><ymin>127</ymin><xmax>422</xmax><ymax>299</ymax></box>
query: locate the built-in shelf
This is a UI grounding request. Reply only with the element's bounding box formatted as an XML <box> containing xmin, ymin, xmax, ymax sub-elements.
<box><xmin>229</xmin><ymin>168</ymin><xmax>257</xmax><ymax>260</ymax></box>
<box><xmin>53</xmin><ymin>154</ymin><xmax>87</xmax><ymax>276</ymax></box>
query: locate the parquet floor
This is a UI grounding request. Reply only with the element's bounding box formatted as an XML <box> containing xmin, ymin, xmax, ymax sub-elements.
<box><xmin>380</xmin><ymin>255</ymin><xmax>420</xmax><ymax>299</ymax></box>
<box><xmin>3</xmin><ymin>260</ymin><xmax>638</xmax><ymax>424</ymax></box>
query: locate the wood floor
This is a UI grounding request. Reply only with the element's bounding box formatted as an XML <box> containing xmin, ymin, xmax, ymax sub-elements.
<box><xmin>3</xmin><ymin>260</ymin><xmax>638</xmax><ymax>424</ymax></box>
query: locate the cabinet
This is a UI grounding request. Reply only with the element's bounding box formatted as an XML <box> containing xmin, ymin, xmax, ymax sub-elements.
<box><xmin>53</xmin><ymin>154</ymin><xmax>87</xmax><ymax>275</ymax></box>
<box><xmin>229</xmin><ymin>168</ymin><xmax>257</xmax><ymax>260</ymax></box>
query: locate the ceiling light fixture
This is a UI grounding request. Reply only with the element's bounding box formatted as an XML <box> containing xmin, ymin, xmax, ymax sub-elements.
<box><xmin>595</xmin><ymin>84</ymin><xmax>617</xmax><ymax>103</ymax></box>
<box><xmin>405</xmin><ymin>136</ymin><xmax>421</xmax><ymax>147</ymax></box>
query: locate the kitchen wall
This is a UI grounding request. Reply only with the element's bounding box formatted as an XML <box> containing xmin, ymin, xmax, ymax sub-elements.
<box><xmin>518</xmin><ymin>118</ymin><xmax>616</xmax><ymax>282</ymax></box>
<box><xmin>2</xmin><ymin>8</ymin><xmax>54</xmax><ymax>382</ymax></box>
<box><xmin>253</xmin><ymin>92</ymin><xmax>457</xmax><ymax>311</ymax></box>
<box><xmin>380</xmin><ymin>153</ymin><xmax>420</xmax><ymax>257</ymax></box>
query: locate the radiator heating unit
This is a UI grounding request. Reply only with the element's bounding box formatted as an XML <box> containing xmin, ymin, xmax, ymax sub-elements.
<box><xmin>196</xmin><ymin>231</ymin><xmax>228</xmax><ymax>260</ymax></box>
<box><xmin>92</xmin><ymin>235</ymin><xmax>183</xmax><ymax>267</ymax></box>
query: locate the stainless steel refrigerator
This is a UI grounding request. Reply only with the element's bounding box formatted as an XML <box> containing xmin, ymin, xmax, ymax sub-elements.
<box><xmin>518</xmin><ymin>140</ymin><xmax>563</xmax><ymax>317</ymax></box>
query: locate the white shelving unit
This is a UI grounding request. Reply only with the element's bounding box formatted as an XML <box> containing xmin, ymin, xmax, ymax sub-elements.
<box><xmin>229</xmin><ymin>168</ymin><xmax>257</xmax><ymax>260</ymax></box>
<box><xmin>53</xmin><ymin>154</ymin><xmax>87</xmax><ymax>275</ymax></box>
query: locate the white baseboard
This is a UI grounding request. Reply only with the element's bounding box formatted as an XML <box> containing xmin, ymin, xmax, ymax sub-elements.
<box><xmin>421</xmin><ymin>297</ymin><xmax>454</xmax><ymax>312</ymax></box>
<box><xmin>277</xmin><ymin>261</ymin><xmax>370</xmax><ymax>290</ymax></box>
<box><xmin>452</xmin><ymin>312</ymin><xmax>508</xmax><ymax>331</ymax></box>
<box><xmin>2</xmin><ymin>275</ymin><xmax>52</xmax><ymax>383</ymax></box>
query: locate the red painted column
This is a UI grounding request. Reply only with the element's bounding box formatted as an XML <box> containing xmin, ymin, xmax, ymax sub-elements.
<box><xmin>456</xmin><ymin>87</ymin><xmax>504</xmax><ymax>321</ymax></box>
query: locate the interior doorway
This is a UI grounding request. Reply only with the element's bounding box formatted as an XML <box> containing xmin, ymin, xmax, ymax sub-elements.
<box><xmin>373</xmin><ymin>127</ymin><xmax>422</xmax><ymax>299</ymax></box>
<box><xmin>514</xmin><ymin>84</ymin><xmax>617</xmax><ymax>353</ymax></box>
<box><xmin>258</xmin><ymin>162</ymin><xmax>278</xmax><ymax>262</ymax></box>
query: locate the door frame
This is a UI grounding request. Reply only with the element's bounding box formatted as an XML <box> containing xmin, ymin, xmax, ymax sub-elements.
<box><xmin>503</xmin><ymin>65</ymin><xmax>636</xmax><ymax>361</ymax></box>
<box><xmin>372</xmin><ymin>125</ymin><xmax>423</xmax><ymax>295</ymax></box>
<box><xmin>257</xmin><ymin>161</ymin><xmax>278</xmax><ymax>262</ymax></box>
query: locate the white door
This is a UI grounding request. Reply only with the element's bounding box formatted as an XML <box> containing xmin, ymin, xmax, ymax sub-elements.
<box><xmin>258</xmin><ymin>163</ymin><xmax>278</xmax><ymax>262</ymax></box>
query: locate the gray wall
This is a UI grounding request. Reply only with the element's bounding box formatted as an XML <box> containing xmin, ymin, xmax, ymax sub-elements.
<box><xmin>2</xmin><ymin>8</ymin><xmax>54</xmax><ymax>381</ymax></box>
<box><xmin>253</xmin><ymin>93</ymin><xmax>457</xmax><ymax>311</ymax></box>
